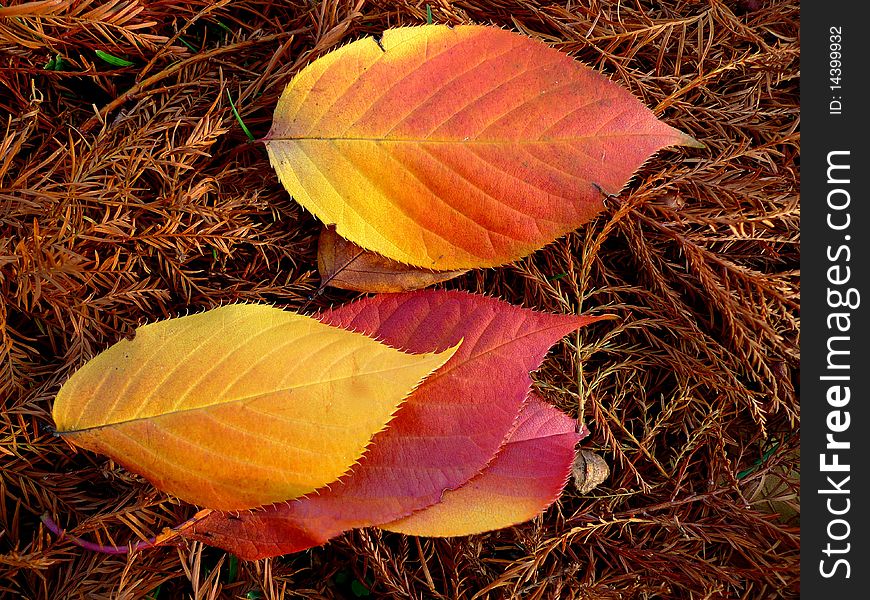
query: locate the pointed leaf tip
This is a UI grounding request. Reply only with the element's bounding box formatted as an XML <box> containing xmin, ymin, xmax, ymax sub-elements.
<box><xmin>680</xmin><ymin>133</ymin><xmax>706</xmax><ymax>148</ymax></box>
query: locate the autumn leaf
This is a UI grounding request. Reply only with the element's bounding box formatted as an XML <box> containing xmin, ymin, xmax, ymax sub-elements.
<box><xmin>52</xmin><ymin>304</ymin><xmax>457</xmax><ymax>510</ymax></box>
<box><xmin>188</xmin><ymin>291</ymin><xmax>607</xmax><ymax>559</ymax></box>
<box><xmin>318</xmin><ymin>226</ymin><xmax>467</xmax><ymax>292</ymax></box>
<box><xmin>382</xmin><ymin>393</ymin><xmax>581</xmax><ymax>536</ymax></box>
<box><xmin>266</xmin><ymin>24</ymin><xmax>701</xmax><ymax>270</ymax></box>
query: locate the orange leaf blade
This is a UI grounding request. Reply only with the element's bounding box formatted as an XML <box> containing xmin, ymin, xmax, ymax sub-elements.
<box><xmin>268</xmin><ymin>25</ymin><xmax>699</xmax><ymax>269</ymax></box>
<box><xmin>52</xmin><ymin>304</ymin><xmax>457</xmax><ymax>510</ymax></box>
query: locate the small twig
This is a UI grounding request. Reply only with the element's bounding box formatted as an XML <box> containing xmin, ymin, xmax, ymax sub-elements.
<box><xmin>414</xmin><ymin>537</ymin><xmax>437</xmax><ymax>594</ymax></box>
<box><xmin>591</xmin><ymin>182</ymin><xmax>622</xmax><ymax>209</ymax></box>
<box><xmin>79</xmin><ymin>30</ymin><xmax>307</xmax><ymax>134</ymax></box>
<box><xmin>137</xmin><ymin>0</ymin><xmax>234</xmax><ymax>80</ymax></box>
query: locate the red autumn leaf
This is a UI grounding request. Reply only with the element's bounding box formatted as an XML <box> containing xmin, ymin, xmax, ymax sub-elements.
<box><xmin>382</xmin><ymin>392</ymin><xmax>582</xmax><ymax>536</ymax></box>
<box><xmin>318</xmin><ymin>226</ymin><xmax>467</xmax><ymax>292</ymax></box>
<box><xmin>187</xmin><ymin>290</ymin><xmax>605</xmax><ymax>559</ymax></box>
<box><xmin>267</xmin><ymin>25</ymin><xmax>701</xmax><ymax>270</ymax></box>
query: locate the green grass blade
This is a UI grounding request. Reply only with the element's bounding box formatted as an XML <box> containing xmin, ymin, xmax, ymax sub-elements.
<box><xmin>95</xmin><ymin>50</ymin><xmax>134</xmax><ymax>67</ymax></box>
<box><xmin>226</xmin><ymin>90</ymin><xmax>255</xmax><ymax>141</ymax></box>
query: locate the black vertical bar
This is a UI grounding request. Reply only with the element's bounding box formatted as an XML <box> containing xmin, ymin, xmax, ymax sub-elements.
<box><xmin>801</xmin><ymin>4</ymin><xmax>868</xmax><ymax>596</ymax></box>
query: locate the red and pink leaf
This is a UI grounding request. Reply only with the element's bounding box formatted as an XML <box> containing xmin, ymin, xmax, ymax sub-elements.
<box><xmin>382</xmin><ymin>393</ymin><xmax>582</xmax><ymax>536</ymax></box>
<box><xmin>187</xmin><ymin>290</ymin><xmax>605</xmax><ymax>559</ymax></box>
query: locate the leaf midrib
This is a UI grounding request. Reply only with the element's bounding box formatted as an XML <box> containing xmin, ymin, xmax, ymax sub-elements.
<box><xmin>267</xmin><ymin>133</ymin><xmax>673</xmax><ymax>144</ymax></box>
<box><xmin>57</xmin><ymin>360</ymin><xmax>442</xmax><ymax>435</ymax></box>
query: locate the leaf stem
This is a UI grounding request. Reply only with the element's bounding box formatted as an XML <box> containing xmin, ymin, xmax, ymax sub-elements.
<box><xmin>41</xmin><ymin>513</ymin><xmax>157</xmax><ymax>554</ymax></box>
<box><xmin>41</xmin><ymin>509</ymin><xmax>213</xmax><ymax>555</ymax></box>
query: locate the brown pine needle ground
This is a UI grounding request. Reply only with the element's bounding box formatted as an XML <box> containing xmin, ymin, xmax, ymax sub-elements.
<box><xmin>1</xmin><ymin>1</ymin><xmax>798</xmax><ymax>598</ymax></box>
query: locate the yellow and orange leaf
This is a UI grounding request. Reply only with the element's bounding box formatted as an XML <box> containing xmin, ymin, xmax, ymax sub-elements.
<box><xmin>318</xmin><ymin>226</ymin><xmax>467</xmax><ymax>292</ymax></box>
<box><xmin>267</xmin><ymin>24</ymin><xmax>701</xmax><ymax>270</ymax></box>
<box><xmin>52</xmin><ymin>304</ymin><xmax>457</xmax><ymax>510</ymax></box>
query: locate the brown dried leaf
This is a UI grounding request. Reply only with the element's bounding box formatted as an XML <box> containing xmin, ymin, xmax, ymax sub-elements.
<box><xmin>318</xmin><ymin>227</ymin><xmax>467</xmax><ymax>292</ymax></box>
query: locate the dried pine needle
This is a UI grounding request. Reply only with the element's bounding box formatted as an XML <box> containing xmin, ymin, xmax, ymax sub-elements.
<box><xmin>1</xmin><ymin>1</ymin><xmax>798</xmax><ymax>598</ymax></box>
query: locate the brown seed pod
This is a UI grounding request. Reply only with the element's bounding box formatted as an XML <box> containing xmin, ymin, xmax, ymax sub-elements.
<box><xmin>572</xmin><ymin>450</ymin><xmax>610</xmax><ymax>494</ymax></box>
